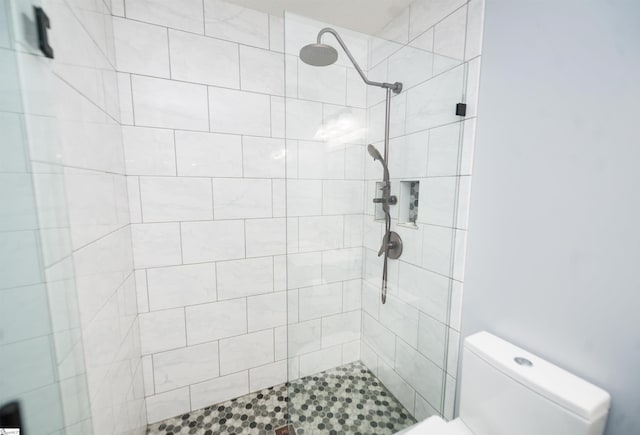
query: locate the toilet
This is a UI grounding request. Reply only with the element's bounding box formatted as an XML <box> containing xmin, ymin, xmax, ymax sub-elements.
<box><xmin>403</xmin><ymin>331</ymin><xmax>611</xmax><ymax>435</ymax></box>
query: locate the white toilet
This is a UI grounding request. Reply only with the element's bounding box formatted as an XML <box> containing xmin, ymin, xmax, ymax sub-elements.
<box><xmin>403</xmin><ymin>331</ymin><xmax>611</xmax><ymax>435</ymax></box>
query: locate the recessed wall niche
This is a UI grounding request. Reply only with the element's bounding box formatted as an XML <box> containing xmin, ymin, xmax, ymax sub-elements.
<box><xmin>399</xmin><ymin>180</ymin><xmax>419</xmax><ymax>227</ymax></box>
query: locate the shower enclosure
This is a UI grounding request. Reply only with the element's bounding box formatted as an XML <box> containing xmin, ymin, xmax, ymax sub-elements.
<box><xmin>1</xmin><ymin>0</ymin><xmax>482</xmax><ymax>433</ymax></box>
<box><xmin>281</xmin><ymin>7</ymin><xmax>475</xmax><ymax>433</ymax></box>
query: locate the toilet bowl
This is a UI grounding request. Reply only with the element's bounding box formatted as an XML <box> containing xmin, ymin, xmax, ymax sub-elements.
<box><xmin>402</xmin><ymin>332</ymin><xmax>611</xmax><ymax>435</ymax></box>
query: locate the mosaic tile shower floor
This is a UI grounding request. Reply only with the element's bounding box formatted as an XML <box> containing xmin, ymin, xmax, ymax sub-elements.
<box><xmin>147</xmin><ymin>362</ymin><xmax>417</xmax><ymax>435</ymax></box>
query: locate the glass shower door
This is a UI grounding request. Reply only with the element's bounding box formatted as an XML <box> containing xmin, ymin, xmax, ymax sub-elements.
<box><xmin>283</xmin><ymin>6</ymin><xmax>470</xmax><ymax>434</ymax></box>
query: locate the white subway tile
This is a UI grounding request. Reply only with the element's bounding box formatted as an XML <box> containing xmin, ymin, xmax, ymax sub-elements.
<box><xmin>321</xmin><ymin>311</ymin><xmax>361</xmax><ymax>348</ymax></box>
<box><xmin>344</xmin><ymin>215</ymin><xmax>363</xmax><ymax>248</ymax></box>
<box><xmin>388</xmin><ymin>46</ymin><xmax>434</xmax><ymax>91</ymax></box>
<box><xmin>297</xmin><ymin>141</ymin><xmax>345</xmax><ymax>180</ymax></box>
<box><xmin>422</xmin><ymin>225</ymin><xmax>453</xmax><ymax>276</ymax></box>
<box><xmin>322</xmin><ymin>180</ymin><xmax>364</xmax><ymax>215</ymax></box>
<box><xmin>363</xmin><ymin>314</ymin><xmax>395</xmax><ymax>366</ymax></box>
<box><xmin>216</xmin><ymin>257</ymin><xmax>273</xmax><ymax>300</ymax></box>
<box><xmin>287</xmin><ymin>319</ymin><xmax>321</xmax><ymax>357</ymax></box>
<box><xmin>126</xmin><ymin>0</ymin><xmax>204</xmax><ymax>33</ymax></box>
<box><xmin>465</xmin><ymin>0</ymin><xmax>485</xmax><ymax>60</ymax></box>
<box><xmin>145</xmin><ymin>387</ymin><xmax>190</xmax><ymax>424</ymax></box>
<box><xmin>272</xmin><ymin>179</ymin><xmax>286</xmax><ymax>217</ymax></box>
<box><xmin>377</xmin><ymin>358</ymin><xmax>416</xmax><ymax>415</ymax></box>
<box><xmin>409</xmin><ymin>0</ymin><xmax>466</xmax><ymax>40</ymax></box>
<box><xmin>123</xmin><ymin>126</ymin><xmax>176</xmax><ymax>176</ymax></box>
<box><xmin>380</xmin><ymin>294</ymin><xmax>420</xmax><ymax>348</ymax></box>
<box><xmin>245</xmin><ymin>218</ymin><xmax>286</xmax><ymax>258</ymax></box>
<box><xmin>389</xmin><ymin>131</ymin><xmax>429</xmax><ymax>179</ymax></box>
<box><xmin>169</xmin><ymin>29</ymin><xmax>239</xmax><ymax>88</ymax></box>
<box><xmin>140</xmin><ymin>177</ymin><xmax>213</xmax><ymax>222</ymax></box>
<box><xmin>204</xmin><ymin>0</ymin><xmax>269</xmax><ymax>48</ymax></box>
<box><xmin>247</xmin><ymin>292</ymin><xmax>286</xmax><ymax>332</ymax></box>
<box><xmin>433</xmin><ymin>6</ymin><xmax>467</xmax><ymax>60</ymax></box>
<box><xmin>415</xmin><ymin>393</ymin><xmax>440</xmax><ymax>420</ymax></box>
<box><xmin>219</xmin><ymin>329</ymin><xmax>274</xmax><ymax>375</ymax></box>
<box><xmin>322</xmin><ymin>248</ymin><xmax>362</xmax><ymax>283</ymax></box>
<box><xmin>271</xmin><ymin>96</ymin><xmax>285</xmax><ymax>138</ymax></box>
<box><xmin>453</xmin><ymin>229</ymin><xmax>467</xmax><ymax>282</ymax></box>
<box><xmin>242</xmin><ymin>137</ymin><xmax>286</xmax><ymax>178</ymax></box>
<box><xmin>287</xmin><ymin>252</ymin><xmax>322</xmax><ymax>289</ymax></box>
<box><xmin>131</xmin><ymin>223</ymin><xmax>181</xmax><ymax>268</ymax></box>
<box><xmin>249</xmin><ymin>360</ymin><xmax>287</xmax><ymax>392</ymax></box>
<box><xmin>298</xmin><ymin>61</ymin><xmax>346</xmax><ymax>105</ymax></box>
<box><xmin>240</xmin><ymin>46</ymin><xmax>284</xmax><ymax>96</ymax></box>
<box><xmin>153</xmin><ymin>342</ymin><xmax>219</xmax><ymax>393</ymax></box>
<box><xmin>135</xmin><ymin>270</ymin><xmax>149</xmax><ymax>313</ymax></box>
<box><xmin>132</xmin><ymin>75</ymin><xmax>209</xmax><ymax>131</ymax></box>
<box><xmin>175</xmin><ymin>131</ymin><xmax>242</xmax><ymax>177</ymax></box>
<box><xmin>428</xmin><ymin>123</ymin><xmax>461</xmax><ymax>176</ymax></box>
<box><xmin>146</xmin><ymin>263</ymin><xmax>216</xmax><ymax>311</ymax></box>
<box><xmin>142</xmin><ymin>355</ymin><xmax>154</xmax><ymax>396</ymax></box>
<box><xmin>398</xmin><ymin>262</ymin><xmax>450</xmax><ymax>323</ymax></box>
<box><xmin>113</xmin><ymin>17</ymin><xmax>169</xmax><ymax>78</ymax></box>
<box><xmin>286</xmin><ymin>180</ymin><xmax>322</xmax><ymax>217</ymax></box>
<box><xmin>395</xmin><ymin>338</ymin><xmax>443</xmax><ymax>410</ymax></box>
<box><xmin>209</xmin><ymin>87</ymin><xmax>271</xmax><ymax>136</ymax></box>
<box><xmin>274</xmin><ymin>326</ymin><xmax>287</xmax><ymax>360</ymax></box>
<box><xmin>298</xmin><ymin>216</ymin><xmax>343</xmax><ymax>252</ymax></box>
<box><xmin>419</xmin><ymin>177</ymin><xmax>457</xmax><ymax>227</ymax></box>
<box><xmin>342</xmin><ymin>340</ymin><xmax>361</xmax><ymax>364</ymax></box>
<box><xmin>285</xmin><ymin>99</ymin><xmax>323</xmax><ymax>141</ymax></box>
<box><xmin>410</xmin><ymin>28</ymin><xmax>434</xmax><ymax>52</ymax></box>
<box><xmin>139</xmin><ymin>308</ymin><xmax>185</xmax><ymax>355</ymax></box>
<box><xmin>117</xmin><ymin>73</ymin><xmax>134</xmax><ymax>125</ymax></box>
<box><xmin>213</xmin><ymin>178</ymin><xmax>272</xmax><ymax>219</ymax></box>
<box><xmin>298</xmin><ymin>283</ymin><xmax>342</xmax><ymax>321</ymax></box>
<box><xmin>268</xmin><ymin>14</ymin><xmax>284</xmax><ymax>52</ymax></box>
<box><xmin>405</xmin><ymin>65</ymin><xmax>464</xmax><ymax>133</ymax></box>
<box><xmin>343</xmin><ymin>279</ymin><xmax>362</xmax><ymax>311</ymax></box>
<box><xmin>346</xmin><ymin>68</ymin><xmax>367</xmax><ymax>108</ymax></box>
<box><xmin>299</xmin><ymin>345</ymin><xmax>342</xmax><ymax>377</ymax></box>
<box><xmin>186</xmin><ymin>299</ymin><xmax>246</xmax><ymax>345</ymax></box>
<box><xmin>190</xmin><ymin>371</ymin><xmax>248</xmax><ymax>410</ymax></box>
<box><xmin>181</xmin><ymin>220</ymin><xmax>245</xmax><ymax>263</ymax></box>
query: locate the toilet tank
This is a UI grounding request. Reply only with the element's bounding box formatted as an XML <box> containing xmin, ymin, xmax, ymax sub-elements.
<box><xmin>459</xmin><ymin>332</ymin><xmax>610</xmax><ymax>435</ymax></box>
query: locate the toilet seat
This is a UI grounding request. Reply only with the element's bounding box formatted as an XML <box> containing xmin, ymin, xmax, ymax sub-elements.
<box><xmin>402</xmin><ymin>416</ymin><xmax>474</xmax><ymax>435</ymax></box>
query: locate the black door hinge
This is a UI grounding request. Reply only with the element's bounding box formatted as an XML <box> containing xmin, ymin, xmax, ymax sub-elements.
<box><xmin>34</xmin><ymin>7</ymin><xmax>54</xmax><ymax>59</ymax></box>
<box><xmin>456</xmin><ymin>103</ymin><xmax>467</xmax><ymax>116</ymax></box>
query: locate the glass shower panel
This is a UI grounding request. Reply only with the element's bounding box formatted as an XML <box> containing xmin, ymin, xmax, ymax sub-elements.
<box><xmin>1</xmin><ymin>1</ymin><xmax>91</xmax><ymax>433</ymax></box>
<box><xmin>284</xmin><ymin>7</ymin><xmax>468</xmax><ymax>434</ymax></box>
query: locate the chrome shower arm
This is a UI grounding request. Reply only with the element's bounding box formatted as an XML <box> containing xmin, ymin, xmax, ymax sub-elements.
<box><xmin>317</xmin><ymin>28</ymin><xmax>402</xmax><ymax>94</ymax></box>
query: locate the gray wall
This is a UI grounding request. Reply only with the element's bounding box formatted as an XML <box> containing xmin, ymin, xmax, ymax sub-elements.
<box><xmin>460</xmin><ymin>1</ymin><xmax>640</xmax><ymax>434</ymax></box>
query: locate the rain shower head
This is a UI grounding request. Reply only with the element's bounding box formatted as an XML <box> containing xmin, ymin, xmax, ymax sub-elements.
<box><xmin>367</xmin><ymin>144</ymin><xmax>384</xmax><ymax>162</ymax></box>
<box><xmin>300</xmin><ymin>43</ymin><xmax>338</xmax><ymax>67</ymax></box>
<box><xmin>299</xmin><ymin>27</ymin><xmax>402</xmax><ymax>94</ymax></box>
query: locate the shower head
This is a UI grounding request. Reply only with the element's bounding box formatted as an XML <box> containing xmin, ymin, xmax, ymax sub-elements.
<box><xmin>368</xmin><ymin>144</ymin><xmax>390</xmax><ymax>182</ymax></box>
<box><xmin>367</xmin><ymin>144</ymin><xmax>384</xmax><ymax>162</ymax></box>
<box><xmin>300</xmin><ymin>43</ymin><xmax>338</xmax><ymax>67</ymax></box>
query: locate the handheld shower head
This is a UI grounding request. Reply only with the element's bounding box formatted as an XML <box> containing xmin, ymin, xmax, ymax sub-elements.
<box><xmin>367</xmin><ymin>144</ymin><xmax>383</xmax><ymax>161</ymax></box>
<box><xmin>367</xmin><ymin>144</ymin><xmax>390</xmax><ymax>182</ymax></box>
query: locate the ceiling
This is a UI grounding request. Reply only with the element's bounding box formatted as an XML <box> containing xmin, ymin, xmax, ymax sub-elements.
<box><xmin>222</xmin><ymin>0</ymin><xmax>413</xmax><ymax>35</ymax></box>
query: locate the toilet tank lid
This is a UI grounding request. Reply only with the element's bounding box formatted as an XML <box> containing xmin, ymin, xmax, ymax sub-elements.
<box><xmin>464</xmin><ymin>332</ymin><xmax>611</xmax><ymax>421</ymax></box>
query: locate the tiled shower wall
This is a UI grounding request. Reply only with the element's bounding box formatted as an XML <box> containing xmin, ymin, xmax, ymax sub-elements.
<box><xmin>282</xmin><ymin>14</ymin><xmax>369</xmax><ymax>384</ymax></box>
<box><xmin>114</xmin><ymin>0</ymin><xmax>368</xmax><ymax>424</ymax></box>
<box><xmin>360</xmin><ymin>0</ymin><xmax>483</xmax><ymax>422</ymax></box>
<box><xmin>3</xmin><ymin>0</ymin><xmax>145</xmax><ymax>434</ymax></box>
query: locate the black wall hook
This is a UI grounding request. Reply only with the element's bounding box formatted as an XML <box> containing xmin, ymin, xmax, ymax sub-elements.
<box><xmin>34</xmin><ymin>7</ymin><xmax>54</xmax><ymax>59</ymax></box>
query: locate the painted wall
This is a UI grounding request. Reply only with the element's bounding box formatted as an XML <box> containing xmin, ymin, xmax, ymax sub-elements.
<box><xmin>460</xmin><ymin>1</ymin><xmax>640</xmax><ymax>434</ymax></box>
<box><xmin>361</xmin><ymin>0</ymin><xmax>483</xmax><ymax>421</ymax></box>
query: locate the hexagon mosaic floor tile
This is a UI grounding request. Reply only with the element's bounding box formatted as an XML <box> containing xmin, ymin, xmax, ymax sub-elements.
<box><xmin>147</xmin><ymin>362</ymin><xmax>417</xmax><ymax>435</ymax></box>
